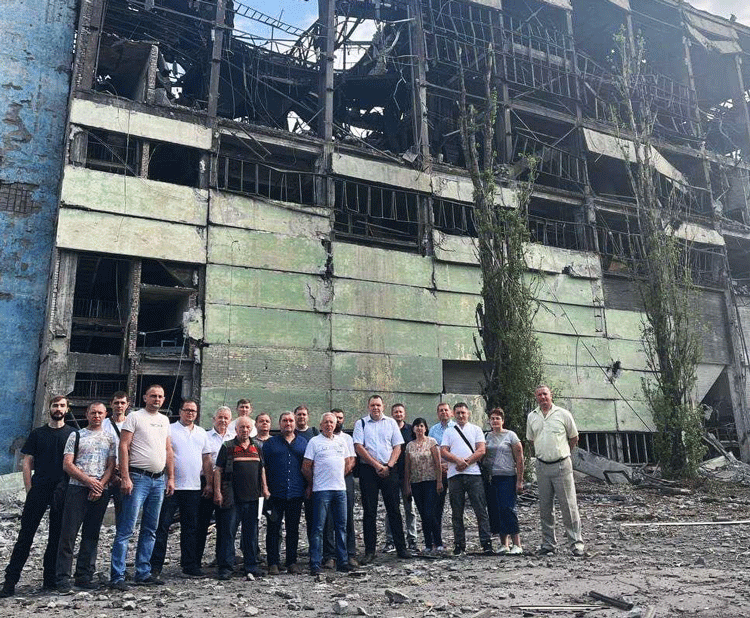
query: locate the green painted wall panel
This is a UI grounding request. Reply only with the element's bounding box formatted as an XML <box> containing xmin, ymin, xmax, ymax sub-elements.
<box><xmin>208</xmin><ymin>227</ymin><xmax>327</xmax><ymax>274</ymax></box>
<box><xmin>604</xmin><ymin>308</ymin><xmax>646</xmax><ymax>341</ymax></box>
<box><xmin>555</xmin><ymin>398</ymin><xmax>618</xmax><ymax>432</ymax></box>
<box><xmin>543</xmin><ymin>364</ymin><xmax>650</xmax><ymax>401</ymax></box>
<box><xmin>435</xmin><ymin>291</ymin><xmax>480</xmax><ymax>327</ymax></box>
<box><xmin>333</xmin><ymin>243</ymin><xmax>433</xmax><ymax>287</ymax></box>
<box><xmin>205</xmin><ymin>264</ymin><xmax>332</xmax><ymax>312</ymax></box>
<box><xmin>438</xmin><ymin>325</ymin><xmax>478</xmax><ymax>360</ymax></box>
<box><xmin>529</xmin><ymin>273</ymin><xmax>604</xmax><ymax>306</ymax></box>
<box><xmin>332</xmin><ymin>352</ymin><xmax>442</xmax><ymax>393</ymax></box>
<box><xmin>330</xmin><ymin>391</ymin><xmax>440</xmax><ymax>425</ymax></box>
<box><xmin>332</xmin><ymin>314</ymin><xmax>439</xmax><ymax>357</ymax></box>
<box><xmin>332</xmin><ymin>279</ymin><xmax>437</xmax><ymax>322</ymax></box>
<box><xmin>433</xmin><ymin>262</ymin><xmax>481</xmax><ymax>294</ymax></box>
<box><xmin>201</xmin><ymin>387</ymin><xmax>331</xmax><ymax>424</ymax></box>
<box><xmin>538</xmin><ymin>332</ymin><xmax>613</xmax><ymax>368</ymax></box>
<box><xmin>433</xmin><ymin>232</ymin><xmax>477</xmax><ymax>265</ymax></box>
<box><xmin>534</xmin><ymin>301</ymin><xmax>603</xmax><ymax>337</ymax></box>
<box><xmin>209</xmin><ymin>191</ymin><xmax>330</xmax><ymax>237</ymax></box>
<box><xmin>615</xmin><ymin>399</ymin><xmax>655</xmax><ymax>432</ymax></box>
<box><xmin>205</xmin><ymin>305</ymin><xmax>330</xmax><ymax>349</ymax></box>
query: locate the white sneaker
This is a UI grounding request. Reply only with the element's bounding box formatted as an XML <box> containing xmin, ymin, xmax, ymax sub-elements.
<box><xmin>497</xmin><ymin>545</ymin><xmax>510</xmax><ymax>554</ymax></box>
<box><xmin>509</xmin><ymin>545</ymin><xmax>523</xmax><ymax>555</ymax></box>
<box><xmin>435</xmin><ymin>545</ymin><xmax>445</xmax><ymax>554</ymax></box>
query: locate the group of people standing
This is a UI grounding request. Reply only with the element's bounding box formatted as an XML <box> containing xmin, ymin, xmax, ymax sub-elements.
<box><xmin>0</xmin><ymin>384</ymin><xmax>584</xmax><ymax>597</ymax></box>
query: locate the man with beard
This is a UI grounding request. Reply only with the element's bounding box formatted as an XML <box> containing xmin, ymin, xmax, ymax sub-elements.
<box><xmin>1</xmin><ymin>396</ymin><xmax>75</xmax><ymax>597</ymax></box>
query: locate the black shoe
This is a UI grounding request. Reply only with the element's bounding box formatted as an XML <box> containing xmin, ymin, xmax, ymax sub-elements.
<box><xmin>182</xmin><ymin>568</ymin><xmax>204</xmax><ymax>578</ymax></box>
<box><xmin>360</xmin><ymin>552</ymin><xmax>376</xmax><ymax>565</ymax></box>
<box><xmin>323</xmin><ymin>558</ymin><xmax>336</xmax><ymax>569</ymax></box>
<box><xmin>134</xmin><ymin>574</ymin><xmax>164</xmax><ymax>586</ymax></box>
<box><xmin>110</xmin><ymin>580</ymin><xmax>128</xmax><ymax>592</ymax></box>
<box><xmin>396</xmin><ymin>549</ymin><xmax>413</xmax><ymax>559</ymax></box>
<box><xmin>217</xmin><ymin>570</ymin><xmax>232</xmax><ymax>581</ymax></box>
<box><xmin>452</xmin><ymin>546</ymin><xmax>465</xmax><ymax>556</ymax></box>
<box><xmin>408</xmin><ymin>540</ymin><xmax>418</xmax><ymax>552</ymax></box>
<box><xmin>74</xmin><ymin>579</ymin><xmax>100</xmax><ymax>590</ymax></box>
<box><xmin>310</xmin><ymin>567</ymin><xmax>321</xmax><ymax>576</ymax></box>
<box><xmin>336</xmin><ymin>564</ymin><xmax>354</xmax><ymax>573</ymax></box>
<box><xmin>56</xmin><ymin>581</ymin><xmax>73</xmax><ymax>595</ymax></box>
<box><xmin>245</xmin><ymin>568</ymin><xmax>264</xmax><ymax>578</ymax></box>
<box><xmin>0</xmin><ymin>584</ymin><xmax>14</xmax><ymax>599</ymax></box>
<box><xmin>537</xmin><ymin>546</ymin><xmax>556</xmax><ymax>556</ymax></box>
<box><xmin>481</xmin><ymin>542</ymin><xmax>494</xmax><ymax>555</ymax></box>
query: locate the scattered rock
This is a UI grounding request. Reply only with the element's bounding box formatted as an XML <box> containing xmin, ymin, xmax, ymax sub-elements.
<box><xmin>385</xmin><ymin>589</ymin><xmax>410</xmax><ymax>604</ymax></box>
<box><xmin>122</xmin><ymin>601</ymin><xmax>137</xmax><ymax>611</ymax></box>
<box><xmin>244</xmin><ymin>606</ymin><xmax>259</xmax><ymax>616</ymax></box>
<box><xmin>333</xmin><ymin>599</ymin><xmax>349</xmax><ymax>614</ymax></box>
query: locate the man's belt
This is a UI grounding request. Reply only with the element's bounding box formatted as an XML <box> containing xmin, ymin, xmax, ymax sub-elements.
<box><xmin>537</xmin><ymin>456</ymin><xmax>569</xmax><ymax>465</ymax></box>
<box><xmin>129</xmin><ymin>466</ymin><xmax>164</xmax><ymax>479</ymax></box>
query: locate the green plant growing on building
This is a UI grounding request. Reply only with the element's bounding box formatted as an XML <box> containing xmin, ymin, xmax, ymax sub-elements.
<box><xmin>456</xmin><ymin>46</ymin><xmax>544</xmax><ymax>434</ymax></box>
<box><xmin>610</xmin><ymin>30</ymin><xmax>705</xmax><ymax>478</ymax></box>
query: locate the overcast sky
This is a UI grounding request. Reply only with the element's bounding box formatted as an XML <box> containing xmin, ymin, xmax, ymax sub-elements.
<box><xmin>689</xmin><ymin>0</ymin><xmax>750</xmax><ymax>26</ymax></box>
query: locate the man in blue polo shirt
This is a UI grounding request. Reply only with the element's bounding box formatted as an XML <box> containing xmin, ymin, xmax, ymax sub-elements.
<box><xmin>262</xmin><ymin>412</ymin><xmax>307</xmax><ymax>575</ymax></box>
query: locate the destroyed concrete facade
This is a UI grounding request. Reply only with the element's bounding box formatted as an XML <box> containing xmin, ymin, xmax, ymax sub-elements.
<box><xmin>3</xmin><ymin>0</ymin><xmax>750</xmax><ymax>472</ymax></box>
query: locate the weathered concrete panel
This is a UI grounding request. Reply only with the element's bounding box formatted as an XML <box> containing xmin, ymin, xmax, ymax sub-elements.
<box><xmin>0</xmin><ymin>0</ymin><xmax>78</xmax><ymax>473</ymax></box>
<box><xmin>524</xmin><ymin>244</ymin><xmax>602</xmax><ymax>279</ymax></box>
<box><xmin>209</xmin><ymin>227</ymin><xmax>327</xmax><ymax>274</ymax></box>
<box><xmin>205</xmin><ymin>264</ymin><xmax>332</xmax><ymax>312</ymax></box>
<box><xmin>61</xmin><ymin>166</ymin><xmax>208</xmax><ymax>225</ymax></box>
<box><xmin>534</xmin><ymin>301</ymin><xmax>603</xmax><ymax>337</ymax></box>
<box><xmin>435</xmin><ymin>291</ymin><xmax>480</xmax><ymax>327</ymax></box>
<box><xmin>605</xmin><ymin>308</ymin><xmax>646</xmax><ymax>341</ymax></box>
<box><xmin>615</xmin><ymin>399</ymin><xmax>656</xmax><ymax>432</ymax></box>
<box><xmin>209</xmin><ymin>191</ymin><xmax>330</xmax><ymax>237</ymax></box>
<box><xmin>539</xmin><ymin>332</ymin><xmax>648</xmax><ymax>371</ymax></box>
<box><xmin>433</xmin><ymin>232</ymin><xmax>477</xmax><ymax>265</ymax></box>
<box><xmin>332</xmin><ymin>353</ymin><xmax>442</xmax><ymax>393</ymax></box>
<box><xmin>438</xmin><ymin>325</ymin><xmax>479</xmax><ymax>360</ymax></box>
<box><xmin>331</xmin><ymin>152</ymin><xmax>432</xmax><ymax>192</ymax></box>
<box><xmin>57</xmin><ymin>209</ymin><xmax>207</xmax><ymax>262</ymax></box>
<box><xmin>332</xmin><ymin>279</ymin><xmax>437</xmax><ymax>322</ymax></box>
<box><xmin>70</xmin><ymin>98</ymin><xmax>212</xmax><ymax>149</ymax></box>
<box><xmin>333</xmin><ymin>243</ymin><xmax>433</xmax><ymax>287</ymax></box>
<box><xmin>558</xmin><ymin>398</ymin><xmax>618</xmax><ymax>432</ymax></box>
<box><xmin>530</xmin><ymin>273</ymin><xmax>605</xmax><ymax>306</ymax></box>
<box><xmin>331</xmin><ymin>391</ymin><xmax>440</xmax><ymax>424</ymax></box>
<box><xmin>332</xmin><ymin>314</ymin><xmax>439</xmax><ymax>357</ymax></box>
<box><xmin>201</xmin><ymin>388</ymin><xmax>331</xmax><ymax>424</ymax></box>
<box><xmin>432</xmin><ymin>173</ymin><xmax>518</xmax><ymax>207</ymax></box>
<box><xmin>205</xmin><ymin>305</ymin><xmax>330</xmax><ymax>349</ymax></box>
<box><xmin>434</xmin><ymin>262</ymin><xmax>481</xmax><ymax>294</ymax></box>
<box><xmin>544</xmin><ymin>364</ymin><xmax>650</xmax><ymax>401</ymax></box>
<box><xmin>441</xmin><ymin>395</ymin><xmax>488</xmax><ymax>422</ymax></box>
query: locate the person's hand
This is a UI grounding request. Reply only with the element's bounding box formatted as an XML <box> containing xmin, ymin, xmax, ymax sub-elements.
<box><xmin>455</xmin><ymin>459</ymin><xmax>468</xmax><ymax>472</ymax></box>
<box><xmin>305</xmin><ymin>486</ymin><xmax>312</xmax><ymax>499</ymax></box>
<box><xmin>377</xmin><ymin>464</ymin><xmax>390</xmax><ymax>478</ymax></box>
<box><xmin>165</xmin><ymin>478</ymin><xmax>175</xmax><ymax>496</ymax></box>
<box><xmin>88</xmin><ymin>478</ymin><xmax>104</xmax><ymax>494</ymax></box>
<box><xmin>214</xmin><ymin>490</ymin><xmax>223</xmax><ymax>506</ymax></box>
<box><xmin>516</xmin><ymin>479</ymin><xmax>524</xmax><ymax>493</ymax></box>
<box><xmin>436</xmin><ymin>481</ymin><xmax>443</xmax><ymax>493</ymax></box>
<box><xmin>120</xmin><ymin>477</ymin><xmax>133</xmax><ymax>495</ymax></box>
<box><xmin>262</xmin><ymin>487</ymin><xmax>271</xmax><ymax>499</ymax></box>
<box><xmin>202</xmin><ymin>483</ymin><xmax>213</xmax><ymax>499</ymax></box>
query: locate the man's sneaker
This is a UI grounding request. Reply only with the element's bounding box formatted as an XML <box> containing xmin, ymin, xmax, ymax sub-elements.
<box><xmin>134</xmin><ymin>574</ymin><xmax>164</xmax><ymax>586</ymax></box>
<box><xmin>268</xmin><ymin>564</ymin><xmax>280</xmax><ymax>575</ymax></box>
<box><xmin>245</xmin><ymin>568</ymin><xmax>263</xmax><ymax>579</ymax></box>
<box><xmin>435</xmin><ymin>545</ymin><xmax>445</xmax><ymax>554</ymax></box>
<box><xmin>382</xmin><ymin>543</ymin><xmax>396</xmax><ymax>554</ymax></box>
<box><xmin>323</xmin><ymin>558</ymin><xmax>336</xmax><ymax>569</ymax></box>
<box><xmin>336</xmin><ymin>564</ymin><xmax>354</xmax><ymax>573</ymax></box>
<box><xmin>452</xmin><ymin>545</ymin><xmax>465</xmax><ymax>556</ymax></box>
<box><xmin>217</xmin><ymin>570</ymin><xmax>232</xmax><ymax>581</ymax></box>
<box><xmin>110</xmin><ymin>580</ymin><xmax>128</xmax><ymax>592</ymax></box>
<box><xmin>408</xmin><ymin>540</ymin><xmax>418</xmax><ymax>552</ymax></box>
<box><xmin>360</xmin><ymin>552</ymin><xmax>376</xmax><ymax>565</ymax></box>
<box><xmin>396</xmin><ymin>548</ymin><xmax>413</xmax><ymax>559</ymax></box>
<box><xmin>0</xmin><ymin>584</ymin><xmax>15</xmax><ymax>599</ymax></box>
<box><xmin>509</xmin><ymin>545</ymin><xmax>524</xmax><ymax>555</ymax></box>
<box><xmin>182</xmin><ymin>568</ymin><xmax>203</xmax><ymax>578</ymax></box>
<box><xmin>481</xmin><ymin>542</ymin><xmax>494</xmax><ymax>555</ymax></box>
<box><xmin>287</xmin><ymin>563</ymin><xmax>302</xmax><ymax>575</ymax></box>
<box><xmin>310</xmin><ymin>567</ymin><xmax>321</xmax><ymax>576</ymax></box>
<box><xmin>74</xmin><ymin>579</ymin><xmax>100</xmax><ymax>590</ymax></box>
<box><xmin>572</xmin><ymin>547</ymin><xmax>586</xmax><ymax>557</ymax></box>
<box><xmin>537</xmin><ymin>546</ymin><xmax>556</xmax><ymax>556</ymax></box>
<box><xmin>56</xmin><ymin>581</ymin><xmax>73</xmax><ymax>595</ymax></box>
<box><xmin>497</xmin><ymin>545</ymin><xmax>510</xmax><ymax>555</ymax></box>
<box><xmin>348</xmin><ymin>556</ymin><xmax>360</xmax><ymax>568</ymax></box>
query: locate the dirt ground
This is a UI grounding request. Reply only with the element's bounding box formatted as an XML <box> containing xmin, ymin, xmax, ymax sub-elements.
<box><xmin>1</xmin><ymin>474</ymin><xmax>749</xmax><ymax>618</ymax></box>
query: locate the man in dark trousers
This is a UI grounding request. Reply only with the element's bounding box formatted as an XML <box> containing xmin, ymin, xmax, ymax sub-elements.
<box><xmin>1</xmin><ymin>396</ymin><xmax>75</xmax><ymax>597</ymax></box>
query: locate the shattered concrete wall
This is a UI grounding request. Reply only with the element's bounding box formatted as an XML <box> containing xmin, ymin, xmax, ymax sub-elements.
<box><xmin>0</xmin><ymin>0</ymin><xmax>77</xmax><ymax>472</ymax></box>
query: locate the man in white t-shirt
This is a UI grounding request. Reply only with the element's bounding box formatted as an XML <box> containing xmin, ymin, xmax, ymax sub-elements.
<box><xmin>150</xmin><ymin>399</ymin><xmax>213</xmax><ymax>578</ymax></box>
<box><xmin>110</xmin><ymin>385</ymin><xmax>174</xmax><ymax>590</ymax></box>
<box><xmin>302</xmin><ymin>413</ymin><xmax>355</xmax><ymax>576</ymax></box>
<box><xmin>441</xmin><ymin>402</ymin><xmax>492</xmax><ymax>555</ymax></box>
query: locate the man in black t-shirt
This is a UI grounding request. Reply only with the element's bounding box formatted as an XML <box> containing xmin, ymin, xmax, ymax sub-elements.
<box><xmin>1</xmin><ymin>396</ymin><xmax>75</xmax><ymax>597</ymax></box>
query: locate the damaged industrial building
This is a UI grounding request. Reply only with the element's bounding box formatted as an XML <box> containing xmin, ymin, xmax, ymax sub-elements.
<box><xmin>2</xmin><ymin>0</ymin><xmax>750</xmax><ymax>472</ymax></box>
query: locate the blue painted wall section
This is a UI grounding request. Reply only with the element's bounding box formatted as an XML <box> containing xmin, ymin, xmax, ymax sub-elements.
<box><xmin>0</xmin><ymin>0</ymin><xmax>77</xmax><ymax>473</ymax></box>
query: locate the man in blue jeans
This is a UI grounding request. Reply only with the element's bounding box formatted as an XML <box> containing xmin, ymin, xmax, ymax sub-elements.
<box><xmin>302</xmin><ymin>413</ymin><xmax>355</xmax><ymax>576</ymax></box>
<box><xmin>110</xmin><ymin>385</ymin><xmax>174</xmax><ymax>590</ymax></box>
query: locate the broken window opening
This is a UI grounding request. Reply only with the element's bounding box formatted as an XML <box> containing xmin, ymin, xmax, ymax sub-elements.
<box><xmin>528</xmin><ymin>198</ymin><xmax>589</xmax><ymax>251</ymax></box>
<box><xmin>702</xmin><ymin>368</ymin><xmax>740</xmax><ymax>456</ymax></box>
<box><xmin>578</xmin><ymin>431</ymin><xmax>655</xmax><ymax>465</ymax></box>
<box><xmin>71</xmin><ymin>255</ymin><xmax>130</xmax><ymax>355</ymax></box>
<box><xmin>147</xmin><ymin>141</ymin><xmax>202</xmax><ymax>187</ymax></box>
<box><xmin>433</xmin><ymin>199</ymin><xmax>477</xmax><ymax>237</ymax></box>
<box><xmin>726</xmin><ymin>237</ymin><xmax>750</xmax><ymax>290</ymax></box>
<box><xmin>84</xmin><ymin>129</ymin><xmax>140</xmax><ymax>176</ymax></box>
<box><xmin>333</xmin><ymin>177</ymin><xmax>422</xmax><ymax>250</ymax></box>
<box><xmin>442</xmin><ymin>360</ymin><xmax>484</xmax><ymax>395</ymax></box>
<box><xmin>215</xmin><ymin>155</ymin><xmax>318</xmax><ymax>206</ymax></box>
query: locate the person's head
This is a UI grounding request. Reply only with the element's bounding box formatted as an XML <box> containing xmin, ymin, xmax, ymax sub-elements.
<box><xmin>179</xmin><ymin>399</ymin><xmax>199</xmax><ymax>426</ymax></box>
<box><xmin>453</xmin><ymin>402</ymin><xmax>470</xmax><ymax>426</ymax></box>
<box><xmin>143</xmin><ymin>385</ymin><xmax>165</xmax><ymax>413</ymax></box>
<box><xmin>436</xmin><ymin>402</ymin><xmax>453</xmax><ymax>424</ymax></box>
<box><xmin>86</xmin><ymin>401</ymin><xmax>107</xmax><ymax>429</ymax></box>
<box><xmin>236</xmin><ymin>399</ymin><xmax>253</xmax><ymax>418</ymax></box>
<box><xmin>320</xmin><ymin>412</ymin><xmax>336</xmax><ymax>438</ymax></box>
<box><xmin>49</xmin><ymin>395</ymin><xmax>68</xmax><ymax>420</ymax></box>
<box><xmin>213</xmin><ymin>406</ymin><xmax>232</xmax><ymax>433</ymax></box>
<box><xmin>412</xmin><ymin>417</ymin><xmax>429</xmax><ymax>439</ymax></box>
<box><xmin>235</xmin><ymin>416</ymin><xmax>252</xmax><ymax>440</ymax></box>
<box><xmin>534</xmin><ymin>385</ymin><xmax>553</xmax><ymax>412</ymax></box>
<box><xmin>489</xmin><ymin>407</ymin><xmax>505</xmax><ymax>432</ymax></box>
<box><xmin>368</xmin><ymin>395</ymin><xmax>384</xmax><ymax>420</ymax></box>
<box><xmin>110</xmin><ymin>391</ymin><xmax>129</xmax><ymax>417</ymax></box>
<box><xmin>279</xmin><ymin>411</ymin><xmax>296</xmax><ymax>436</ymax></box>
<box><xmin>256</xmin><ymin>412</ymin><xmax>272</xmax><ymax>436</ymax></box>
<box><xmin>391</xmin><ymin>403</ymin><xmax>406</xmax><ymax>425</ymax></box>
<box><xmin>331</xmin><ymin>408</ymin><xmax>345</xmax><ymax>433</ymax></box>
<box><xmin>294</xmin><ymin>405</ymin><xmax>309</xmax><ymax>430</ymax></box>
